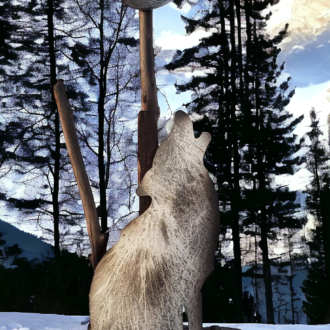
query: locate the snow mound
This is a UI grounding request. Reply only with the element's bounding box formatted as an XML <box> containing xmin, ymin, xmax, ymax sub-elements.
<box><xmin>0</xmin><ymin>314</ymin><xmax>330</xmax><ymax>330</ymax></box>
<box><xmin>0</xmin><ymin>313</ymin><xmax>89</xmax><ymax>330</ymax></box>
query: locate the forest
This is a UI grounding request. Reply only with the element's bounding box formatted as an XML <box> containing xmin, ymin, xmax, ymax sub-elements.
<box><xmin>0</xmin><ymin>0</ymin><xmax>330</xmax><ymax>326</ymax></box>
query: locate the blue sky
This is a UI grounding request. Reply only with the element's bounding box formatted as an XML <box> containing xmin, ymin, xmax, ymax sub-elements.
<box><xmin>153</xmin><ymin>0</ymin><xmax>330</xmax><ymax>168</ymax></box>
<box><xmin>150</xmin><ymin>1</ymin><xmax>330</xmax><ymax>238</ymax></box>
<box><xmin>151</xmin><ymin>0</ymin><xmax>330</xmax><ymax>256</ymax></box>
<box><xmin>153</xmin><ymin>0</ymin><xmax>330</xmax><ymax>115</ymax></box>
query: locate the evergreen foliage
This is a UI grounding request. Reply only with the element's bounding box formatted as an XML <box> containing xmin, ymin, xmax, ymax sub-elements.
<box><xmin>201</xmin><ymin>261</ymin><xmax>236</xmax><ymax>323</ymax></box>
<box><xmin>0</xmin><ymin>1</ymin><xmax>47</xmax><ymax>182</ymax></box>
<box><xmin>0</xmin><ymin>0</ymin><xmax>19</xmax><ymax>66</ymax></box>
<box><xmin>0</xmin><ymin>250</ymin><xmax>93</xmax><ymax>314</ymax></box>
<box><xmin>0</xmin><ymin>0</ymin><xmax>90</xmax><ymax>256</ymax></box>
<box><xmin>0</xmin><ymin>0</ymin><xmax>140</xmax><ymax>256</ymax></box>
<box><xmin>0</xmin><ymin>231</ymin><xmax>22</xmax><ymax>262</ymax></box>
<box><xmin>301</xmin><ymin>109</ymin><xmax>330</xmax><ymax>324</ymax></box>
<box><xmin>166</xmin><ymin>0</ymin><xmax>305</xmax><ymax>323</ymax></box>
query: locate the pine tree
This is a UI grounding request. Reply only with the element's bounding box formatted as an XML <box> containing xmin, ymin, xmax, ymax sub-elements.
<box><xmin>166</xmin><ymin>0</ymin><xmax>305</xmax><ymax>323</ymax></box>
<box><xmin>0</xmin><ymin>231</ymin><xmax>22</xmax><ymax>264</ymax></box>
<box><xmin>301</xmin><ymin>108</ymin><xmax>330</xmax><ymax>324</ymax></box>
<box><xmin>285</xmin><ymin>228</ymin><xmax>301</xmax><ymax>324</ymax></box>
<box><xmin>0</xmin><ymin>0</ymin><xmax>19</xmax><ymax>66</ymax></box>
<box><xmin>240</xmin><ymin>7</ymin><xmax>305</xmax><ymax>320</ymax></box>
<box><xmin>1</xmin><ymin>0</ymin><xmax>140</xmax><ymax>258</ymax></box>
<box><xmin>0</xmin><ymin>0</ymin><xmax>26</xmax><ymax>180</ymax></box>
<box><xmin>0</xmin><ymin>0</ymin><xmax>89</xmax><ymax>256</ymax></box>
<box><xmin>166</xmin><ymin>0</ymin><xmax>245</xmax><ymax>320</ymax></box>
<box><xmin>0</xmin><ymin>119</ymin><xmax>52</xmax><ymax>215</ymax></box>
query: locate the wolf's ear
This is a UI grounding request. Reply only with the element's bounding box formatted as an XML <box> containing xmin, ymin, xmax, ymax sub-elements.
<box><xmin>195</xmin><ymin>132</ymin><xmax>211</xmax><ymax>152</ymax></box>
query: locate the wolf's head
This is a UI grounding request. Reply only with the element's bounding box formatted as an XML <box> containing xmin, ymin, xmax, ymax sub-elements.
<box><xmin>136</xmin><ymin>111</ymin><xmax>211</xmax><ymax>202</ymax></box>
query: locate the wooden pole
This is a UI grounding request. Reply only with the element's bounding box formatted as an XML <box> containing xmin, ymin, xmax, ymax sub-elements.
<box><xmin>53</xmin><ymin>80</ymin><xmax>108</xmax><ymax>269</ymax></box>
<box><xmin>138</xmin><ymin>10</ymin><xmax>159</xmax><ymax>215</ymax></box>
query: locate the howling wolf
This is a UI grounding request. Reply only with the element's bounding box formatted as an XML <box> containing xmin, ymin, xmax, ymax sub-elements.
<box><xmin>89</xmin><ymin>111</ymin><xmax>220</xmax><ymax>330</ymax></box>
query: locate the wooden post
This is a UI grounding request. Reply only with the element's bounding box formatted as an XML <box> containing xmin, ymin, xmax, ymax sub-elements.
<box><xmin>138</xmin><ymin>10</ymin><xmax>159</xmax><ymax>215</ymax></box>
<box><xmin>53</xmin><ymin>80</ymin><xmax>108</xmax><ymax>269</ymax></box>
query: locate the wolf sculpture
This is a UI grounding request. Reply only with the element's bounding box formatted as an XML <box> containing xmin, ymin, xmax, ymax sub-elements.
<box><xmin>89</xmin><ymin>111</ymin><xmax>220</xmax><ymax>330</ymax></box>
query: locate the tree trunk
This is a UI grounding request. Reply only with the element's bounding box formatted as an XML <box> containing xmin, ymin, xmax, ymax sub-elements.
<box><xmin>255</xmin><ymin>127</ymin><xmax>274</xmax><ymax>323</ymax></box>
<box><xmin>235</xmin><ymin>0</ymin><xmax>245</xmax><ymax>104</ymax></box>
<box><xmin>288</xmin><ymin>275</ymin><xmax>295</xmax><ymax>324</ymax></box>
<box><xmin>288</xmin><ymin>235</ymin><xmax>295</xmax><ymax>324</ymax></box>
<box><xmin>255</xmin><ymin>104</ymin><xmax>275</xmax><ymax>324</ymax></box>
<box><xmin>97</xmin><ymin>0</ymin><xmax>108</xmax><ymax>233</ymax></box>
<box><xmin>54</xmin><ymin>81</ymin><xmax>108</xmax><ymax>269</ymax></box>
<box><xmin>47</xmin><ymin>0</ymin><xmax>60</xmax><ymax>258</ymax></box>
<box><xmin>259</xmin><ymin>216</ymin><xmax>274</xmax><ymax>324</ymax></box>
<box><xmin>244</xmin><ymin>0</ymin><xmax>252</xmax><ymax>69</ymax></box>
<box><xmin>138</xmin><ymin>10</ymin><xmax>159</xmax><ymax>215</ymax></box>
<box><xmin>254</xmin><ymin>216</ymin><xmax>260</xmax><ymax>318</ymax></box>
<box><xmin>253</xmin><ymin>9</ymin><xmax>275</xmax><ymax>321</ymax></box>
<box><xmin>228</xmin><ymin>0</ymin><xmax>243</xmax><ymax>322</ymax></box>
<box><xmin>320</xmin><ymin>188</ymin><xmax>330</xmax><ymax>323</ymax></box>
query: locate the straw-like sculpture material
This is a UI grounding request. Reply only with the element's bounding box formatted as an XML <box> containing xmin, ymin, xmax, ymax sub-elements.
<box><xmin>89</xmin><ymin>111</ymin><xmax>220</xmax><ymax>330</ymax></box>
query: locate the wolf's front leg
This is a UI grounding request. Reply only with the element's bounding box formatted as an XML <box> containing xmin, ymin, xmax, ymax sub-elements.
<box><xmin>185</xmin><ymin>290</ymin><xmax>203</xmax><ymax>330</ymax></box>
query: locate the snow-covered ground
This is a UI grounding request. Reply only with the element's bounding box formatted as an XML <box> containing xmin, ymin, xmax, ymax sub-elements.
<box><xmin>0</xmin><ymin>313</ymin><xmax>329</xmax><ymax>330</ymax></box>
<box><xmin>0</xmin><ymin>313</ymin><xmax>88</xmax><ymax>330</ymax></box>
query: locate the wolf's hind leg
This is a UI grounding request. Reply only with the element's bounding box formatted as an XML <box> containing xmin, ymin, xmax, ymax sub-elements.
<box><xmin>172</xmin><ymin>304</ymin><xmax>184</xmax><ymax>330</ymax></box>
<box><xmin>158</xmin><ymin>303</ymin><xmax>182</xmax><ymax>330</ymax></box>
<box><xmin>185</xmin><ymin>290</ymin><xmax>203</xmax><ymax>330</ymax></box>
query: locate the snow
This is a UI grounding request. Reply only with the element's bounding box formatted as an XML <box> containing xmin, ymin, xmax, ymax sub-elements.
<box><xmin>0</xmin><ymin>313</ymin><xmax>88</xmax><ymax>330</ymax></box>
<box><xmin>0</xmin><ymin>313</ymin><xmax>329</xmax><ymax>330</ymax></box>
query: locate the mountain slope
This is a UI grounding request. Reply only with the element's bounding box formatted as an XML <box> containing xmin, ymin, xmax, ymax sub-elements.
<box><xmin>0</xmin><ymin>219</ymin><xmax>53</xmax><ymax>267</ymax></box>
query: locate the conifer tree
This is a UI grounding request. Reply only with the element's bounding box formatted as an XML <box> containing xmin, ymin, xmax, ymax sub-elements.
<box><xmin>0</xmin><ymin>0</ymin><xmax>53</xmax><ymax>212</ymax></box>
<box><xmin>0</xmin><ymin>0</ymin><xmax>25</xmax><ymax>179</ymax></box>
<box><xmin>166</xmin><ymin>0</ymin><xmax>305</xmax><ymax>323</ymax></box>
<box><xmin>302</xmin><ymin>108</ymin><xmax>330</xmax><ymax>324</ymax></box>
<box><xmin>0</xmin><ymin>0</ymin><xmax>18</xmax><ymax>67</ymax></box>
<box><xmin>0</xmin><ymin>0</ymin><xmax>140</xmax><ymax>258</ymax></box>
<box><xmin>0</xmin><ymin>0</ymin><xmax>88</xmax><ymax>256</ymax></box>
<box><xmin>166</xmin><ymin>0</ymin><xmax>245</xmax><ymax>320</ymax></box>
<box><xmin>0</xmin><ymin>232</ymin><xmax>22</xmax><ymax>263</ymax></box>
<box><xmin>284</xmin><ymin>228</ymin><xmax>301</xmax><ymax>324</ymax></box>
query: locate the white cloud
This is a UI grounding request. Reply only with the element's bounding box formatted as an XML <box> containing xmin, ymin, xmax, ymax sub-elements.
<box><xmin>155</xmin><ymin>29</ymin><xmax>212</xmax><ymax>50</ymax></box>
<box><xmin>168</xmin><ymin>2</ymin><xmax>191</xmax><ymax>13</ymax></box>
<box><xmin>266</xmin><ymin>0</ymin><xmax>330</xmax><ymax>51</ymax></box>
<box><xmin>326</xmin><ymin>88</ymin><xmax>330</xmax><ymax>102</ymax></box>
<box><xmin>269</xmin><ymin>80</ymin><xmax>330</xmax><ymax>193</ymax></box>
<box><xmin>291</xmin><ymin>45</ymin><xmax>305</xmax><ymax>52</ymax></box>
<box><xmin>286</xmin><ymin>80</ymin><xmax>330</xmax><ymax>142</ymax></box>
